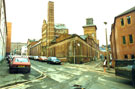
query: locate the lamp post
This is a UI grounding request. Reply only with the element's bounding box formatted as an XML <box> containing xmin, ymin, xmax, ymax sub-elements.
<box><xmin>74</xmin><ymin>38</ymin><xmax>80</xmax><ymax>64</ymax></box>
<box><xmin>104</xmin><ymin>22</ymin><xmax>110</xmax><ymax>70</ymax></box>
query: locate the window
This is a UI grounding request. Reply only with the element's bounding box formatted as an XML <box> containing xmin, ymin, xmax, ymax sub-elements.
<box><xmin>131</xmin><ymin>54</ymin><xmax>135</xmax><ymax>59</ymax></box>
<box><xmin>127</xmin><ymin>16</ymin><xmax>131</xmax><ymax>24</ymax></box>
<box><xmin>129</xmin><ymin>34</ymin><xmax>133</xmax><ymax>43</ymax></box>
<box><xmin>121</xmin><ymin>18</ymin><xmax>124</xmax><ymax>26</ymax></box>
<box><xmin>92</xmin><ymin>33</ymin><xmax>95</xmax><ymax>37</ymax></box>
<box><xmin>122</xmin><ymin>36</ymin><xmax>126</xmax><ymax>44</ymax></box>
<box><xmin>124</xmin><ymin>55</ymin><xmax>128</xmax><ymax>59</ymax></box>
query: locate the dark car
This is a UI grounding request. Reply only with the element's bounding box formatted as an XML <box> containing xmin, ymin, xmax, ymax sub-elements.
<box><xmin>9</xmin><ymin>57</ymin><xmax>31</xmax><ymax>73</ymax></box>
<box><xmin>47</xmin><ymin>57</ymin><xmax>61</xmax><ymax>64</ymax></box>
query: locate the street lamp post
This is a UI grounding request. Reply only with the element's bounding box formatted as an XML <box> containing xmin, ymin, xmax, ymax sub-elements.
<box><xmin>104</xmin><ymin>22</ymin><xmax>110</xmax><ymax>70</ymax></box>
<box><xmin>74</xmin><ymin>39</ymin><xmax>76</xmax><ymax>64</ymax></box>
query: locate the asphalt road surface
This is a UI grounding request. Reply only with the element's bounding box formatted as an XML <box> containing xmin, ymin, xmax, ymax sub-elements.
<box><xmin>0</xmin><ymin>59</ymin><xmax>134</xmax><ymax>89</ymax></box>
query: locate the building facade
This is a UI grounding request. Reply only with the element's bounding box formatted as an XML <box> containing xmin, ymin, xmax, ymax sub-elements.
<box><xmin>21</xmin><ymin>45</ymin><xmax>27</xmax><ymax>55</ymax></box>
<box><xmin>110</xmin><ymin>6</ymin><xmax>135</xmax><ymax>60</ymax></box>
<box><xmin>6</xmin><ymin>22</ymin><xmax>12</xmax><ymax>55</ymax></box>
<box><xmin>47</xmin><ymin>34</ymin><xmax>99</xmax><ymax>63</ymax></box>
<box><xmin>0</xmin><ymin>0</ymin><xmax>7</xmax><ymax>61</ymax></box>
<box><xmin>41</xmin><ymin>1</ymin><xmax>69</xmax><ymax>56</ymax></box>
<box><xmin>27</xmin><ymin>1</ymin><xmax>99</xmax><ymax>63</ymax></box>
<box><xmin>27</xmin><ymin>39</ymin><xmax>38</xmax><ymax>56</ymax></box>
<box><xmin>11</xmin><ymin>42</ymin><xmax>27</xmax><ymax>55</ymax></box>
<box><xmin>55</xmin><ymin>24</ymin><xmax>68</xmax><ymax>36</ymax></box>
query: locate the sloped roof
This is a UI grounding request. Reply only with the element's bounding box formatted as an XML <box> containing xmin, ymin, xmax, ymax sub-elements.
<box><xmin>116</xmin><ymin>6</ymin><xmax>135</xmax><ymax>18</ymax></box>
<box><xmin>80</xmin><ymin>35</ymin><xmax>88</xmax><ymax>40</ymax></box>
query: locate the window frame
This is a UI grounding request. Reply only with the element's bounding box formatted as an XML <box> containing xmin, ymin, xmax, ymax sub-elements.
<box><xmin>124</xmin><ymin>54</ymin><xmax>128</xmax><ymax>59</ymax></box>
<box><xmin>121</xmin><ymin>18</ymin><xmax>124</xmax><ymax>26</ymax></box>
<box><xmin>131</xmin><ymin>54</ymin><xmax>135</xmax><ymax>59</ymax></box>
<box><xmin>129</xmin><ymin>34</ymin><xmax>133</xmax><ymax>44</ymax></box>
<box><xmin>122</xmin><ymin>36</ymin><xmax>126</xmax><ymax>44</ymax></box>
<box><xmin>127</xmin><ymin>16</ymin><xmax>131</xmax><ymax>24</ymax></box>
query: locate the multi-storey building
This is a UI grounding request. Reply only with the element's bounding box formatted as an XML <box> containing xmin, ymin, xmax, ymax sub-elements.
<box><xmin>11</xmin><ymin>42</ymin><xmax>27</xmax><ymax>55</ymax></box>
<box><xmin>83</xmin><ymin>18</ymin><xmax>97</xmax><ymax>40</ymax></box>
<box><xmin>28</xmin><ymin>1</ymin><xmax>99</xmax><ymax>63</ymax></box>
<box><xmin>0</xmin><ymin>0</ymin><xmax>7</xmax><ymax>61</ymax></box>
<box><xmin>27</xmin><ymin>39</ymin><xmax>38</xmax><ymax>56</ymax></box>
<box><xmin>83</xmin><ymin>18</ymin><xmax>99</xmax><ymax>46</ymax></box>
<box><xmin>41</xmin><ymin>1</ymin><xmax>69</xmax><ymax>56</ymax></box>
<box><xmin>110</xmin><ymin>6</ymin><xmax>135</xmax><ymax>60</ymax></box>
<box><xmin>6</xmin><ymin>22</ymin><xmax>12</xmax><ymax>55</ymax></box>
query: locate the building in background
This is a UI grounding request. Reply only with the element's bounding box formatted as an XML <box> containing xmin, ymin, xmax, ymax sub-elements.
<box><xmin>99</xmin><ymin>45</ymin><xmax>111</xmax><ymax>61</ymax></box>
<box><xmin>6</xmin><ymin>22</ymin><xmax>12</xmax><ymax>55</ymax></box>
<box><xmin>21</xmin><ymin>45</ymin><xmax>27</xmax><ymax>55</ymax></box>
<box><xmin>27</xmin><ymin>1</ymin><xmax>99</xmax><ymax>63</ymax></box>
<box><xmin>55</xmin><ymin>24</ymin><xmax>68</xmax><ymax>37</ymax></box>
<box><xmin>83</xmin><ymin>18</ymin><xmax>99</xmax><ymax>47</ymax></box>
<box><xmin>110</xmin><ymin>6</ymin><xmax>135</xmax><ymax>60</ymax></box>
<box><xmin>11</xmin><ymin>42</ymin><xmax>27</xmax><ymax>55</ymax></box>
<box><xmin>0</xmin><ymin>0</ymin><xmax>7</xmax><ymax>61</ymax></box>
<box><xmin>41</xmin><ymin>1</ymin><xmax>69</xmax><ymax>56</ymax></box>
<box><xmin>27</xmin><ymin>39</ymin><xmax>38</xmax><ymax>56</ymax></box>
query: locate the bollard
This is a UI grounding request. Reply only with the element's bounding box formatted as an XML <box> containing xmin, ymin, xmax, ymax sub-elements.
<box><xmin>104</xmin><ymin>67</ymin><xmax>106</xmax><ymax>72</ymax></box>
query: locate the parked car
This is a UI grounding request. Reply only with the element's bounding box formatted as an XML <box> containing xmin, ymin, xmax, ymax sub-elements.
<box><xmin>47</xmin><ymin>57</ymin><xmax>61</xmax><ymax>64</ymax></box>
<box><xmin>29</xmin><ymin>56</ymin><xmax>34</xmax><ymax>60</ymax></box>
<box><xmin>7</xmin><ymin>55</ymin><xmax>13</xmax><ymax>64</ymax></box>
<box><xmin>33</xmin><ymin>56</ymin><xmax>39</xmax><ymax>60</ymax></box>
<box><xmin>39</xmin><ymin>56</ymin><xmax>48</xmax><ymax>62</ymax></box>
<box><xmin>9</xmin><ymin>57</ymin><xmax>31</xmax><ymax>73</ymax></box>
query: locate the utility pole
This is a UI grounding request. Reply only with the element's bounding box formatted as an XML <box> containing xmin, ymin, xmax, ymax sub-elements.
<box><xmin>104</xmin><ymin>22</ymin><xmax>110</xmax><ymax>70</ymax></box>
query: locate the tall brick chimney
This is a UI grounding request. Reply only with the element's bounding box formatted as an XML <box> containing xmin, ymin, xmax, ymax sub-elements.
<box><xmin>47</xmin><ymin>1</ymin><xmax>54</xmax><ymax>45</ymax></box>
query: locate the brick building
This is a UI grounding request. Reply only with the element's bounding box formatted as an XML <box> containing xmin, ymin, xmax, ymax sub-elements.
<box><xmin>55</xmin><ymin>24</ymin><xmax>68</xmax><ymax>36</ymax></box>
<box><xmin>27</xmin><ymin>39</ymin><xmax>38</xmax><ymax>56</ymax></box>
<box><xmin>6</xmin><ymin>22</ymin><xmax>12</xmax><ymax>55</ymax></box>
<box><xmin>110</xmin><ymin>6</ymin><xmax>135</xmax><ymax>60</ymax></box>
<box><xmin>27</xmin><ymin>1</ymin><xmax>99</xmax><ymax>63</ymax></box>
<box><xmin>11</xmin><ymin>42</ymin><xmax>27</xmax><ymax>55</ymax></box>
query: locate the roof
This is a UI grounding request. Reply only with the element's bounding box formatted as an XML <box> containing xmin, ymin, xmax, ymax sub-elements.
<box><xmin>28</xmin><ymin>39</ymin><xmax>38</xmax><ymax>42</ymax></box>
<box><xmin>55</xmin><ymin>24</ymin><xmax>68</xmax><ymax>30</ymax></box>
<box><xmin>99</xmin><ymin>47</ymin><xmax>106</xmax><ymax>52</ymax></box>
<box><xmin>83</xmin><ymin>24</ymin><xmax>96</xmax><ymax>28</ymax></box>
<box><xmin>80</xmin><ymin>35</ymin><xmax>88</xmax><ymax>40</ymax></box>
<box><xmin>116</xmin><ymin>6</ymin><xmax>135</xmax><ymax>18</ymax></box>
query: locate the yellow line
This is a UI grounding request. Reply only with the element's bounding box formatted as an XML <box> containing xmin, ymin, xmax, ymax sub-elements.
<box><xmin>1</xmin><ymin>66</ymin><xmax>46</xmax><ymax>89</ymax></box>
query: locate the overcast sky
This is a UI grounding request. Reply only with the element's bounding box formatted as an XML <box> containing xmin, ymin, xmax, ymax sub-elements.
<box><xmin>5</xmin><ymin>0</ymin><xmax>135</xmax><ymax>46</ymax></box>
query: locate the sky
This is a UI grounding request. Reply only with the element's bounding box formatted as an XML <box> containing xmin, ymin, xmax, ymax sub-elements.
<box><xmin>5</xmin><ymin>0</ymin><xmax>135</xmax><ymax>46</ymax></box>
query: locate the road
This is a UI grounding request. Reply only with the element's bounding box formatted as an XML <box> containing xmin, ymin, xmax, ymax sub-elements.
<box><xmin>0</xmin><ymin>59</ymin><xmax>134</xmax><ymax>89</ymax></box>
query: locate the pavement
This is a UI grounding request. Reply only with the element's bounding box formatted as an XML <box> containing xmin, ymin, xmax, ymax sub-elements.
<box><xmin>0</xmin><ymin>59</ymin><xmax>40</xmax><ymax>88</ymax></box>
<box><xmin>83</xmin><ymin>59</ymin><xmax>115</xmax><ymax>74</ymax></box>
